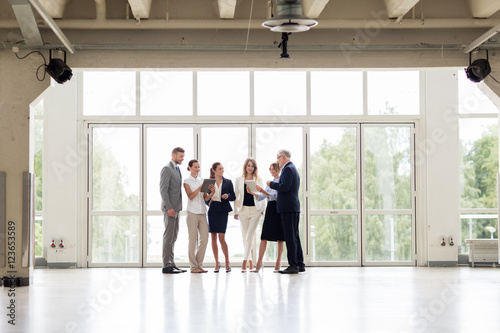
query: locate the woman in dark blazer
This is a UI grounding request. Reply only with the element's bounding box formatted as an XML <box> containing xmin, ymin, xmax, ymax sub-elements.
<box><xmin>205</xmin><ymin>162</ymin><xmax>236</xmax><ymax>273</ymax></box>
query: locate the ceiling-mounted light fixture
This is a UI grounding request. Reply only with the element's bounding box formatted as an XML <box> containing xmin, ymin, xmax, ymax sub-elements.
<box><xmin>46</xmin><ymin>49</ymin><xmax>73</xmax><ymax>84</ymax></box>
<box><xmin>262</xmin><ymin>0</ymin><xmax>318</xmax><ymax>33</ymax></box>
<box><xmin>465</xmin><ymin>50</ymin><xmax>491</xmax><ymax>83</ymax></box>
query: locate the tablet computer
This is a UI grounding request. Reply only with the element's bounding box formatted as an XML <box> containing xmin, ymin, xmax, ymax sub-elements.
<box><xmin>201</xmin><ymin>178</ymin><xmax>216</xmax><ymax>192</ymax></box>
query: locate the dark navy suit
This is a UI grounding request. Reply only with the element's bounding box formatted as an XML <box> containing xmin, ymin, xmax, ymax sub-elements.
<box><xmin>269</xmin><ymin>161</ymin><xmax>304</xmax><ymax>270</ymax></box>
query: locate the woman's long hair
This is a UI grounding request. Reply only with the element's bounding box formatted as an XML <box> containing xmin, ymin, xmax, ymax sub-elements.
<box><xmin>210</xmin><ymin>162</ymin><xmax>221</xmax><ymax>179</ymax></box>
<box><xmin>242</xmin><ymin>157</ymin><xmax>259</xmax><ymax>181</ymax></box>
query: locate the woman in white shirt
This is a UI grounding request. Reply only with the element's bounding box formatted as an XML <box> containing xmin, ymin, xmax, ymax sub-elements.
<box><xmin>234</xmin><ymin>157</ymin><xmax>266</xmax><ymax>272</ymax></box>
<box><xmin>183</xmin><ymin>159</ymin><xmax>210</xmax><ymax>273</ymax></box>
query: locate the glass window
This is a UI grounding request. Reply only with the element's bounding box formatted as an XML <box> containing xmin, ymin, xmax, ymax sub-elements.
<box><xmin>461</xmin><ymin>214</ymin><xmax>498</xmax><ymax>254</ymax></box>
<box><xmin>34</xmin><ymin>119</ymin><xmax>43</xmax><ymax>257</ymax></box>
<box><xmin>83</xmin><ymin>71</ymin><xmax>136</xmax><ymax>116</ymax></box>
<box><xmin>91</xmin><ymin>216</ymin><xmax>140</xmax><ymax>263</ymax></box>
<box><xmin>311</xmin><ymin>215</ymin><xmax>358</xmax><ymax>261</ymax></box>
<box><xmin>254</xmin><ymin>71</ymin><xmax>306</xmax><ymax>116</ymax></box>
<box><xmin>33</xmin><ymin>99</ymin><xmax>43</xmax><ymax>116</ymax></box>
<box><xmin>367</xmin><ymin>71</ymin><xmax>419</xmax><ymax>115</ymax></box>
<box><xmin>311</xmin><ymin>71</ymin><xmax>363</xmax><ymax>115</ymax></box>
<box><xmin>365</xmin><ymin>214</ymin><xmax>412</xmax><ymax>262</ymax></box>
<box><xmin>92</xmin><ymin>127</ymin><xmax>140</xmax><ymax>211</ymax></box>
<box><xmin>140</xmin><ymin>71</ymin><xmax>193</xmax><ymax>116</ymax></box>
<box><xmin>34</xmin><ymin>119</ymin><xmax>43</xmax><ymax>212</ymax></box>
<box><xmin>146</xmin><ymin>127</ymin><xmax>194</xmax><ymax>211</ymax></box>
<box><xmin>310</xmin><ymin>126</ymin><xmax>357</xmax><ymax>210</ymax></box>
<box><xmin>459</xmin><ymin>118</ymin><xmax>498</xmax><ymax>209</ymax></box>
<box><xmin>255</xmin><ymin>126</ymin><xmax>303</xmax><ymax>206</ymax></box>
<box><xmin>197</xmin><ymin>71</ymin><xmax>250</xmax><ymax>116</ymax></box>
<box><xmin>363</xmin><ymin>126</ymin><xmax>412</xmax><ymax>210</ymax></box>
<box><xmin>458</xmin><ymin>71</ymin><xmax>498</xmax><ymax>114</ymax></box>
<box><xmin>199</xmin><ymin>127</ymin><xmax>249</xmax><ymax>180</ymax></box>
<box><xmin>146</xmin><ymin>215</ymin><xmax>188</xmax><ymax>263</ymax></box>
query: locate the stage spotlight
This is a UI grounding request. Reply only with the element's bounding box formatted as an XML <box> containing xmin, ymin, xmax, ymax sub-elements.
<box><xmin>465</xmin><ymin>51</ymin><xmax>491</xmax><ymax>83</ymax></box>
<box><xmin>46</xmin><ymin>49</ymin><xmax>73</xmax><ymax>84</ymax></box>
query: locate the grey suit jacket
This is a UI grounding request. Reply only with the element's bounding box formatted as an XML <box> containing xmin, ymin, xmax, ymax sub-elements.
<box><xmin>160</xmin><ymin>160</ymin><xmax>183</xmax><ymax>212</ymax></box>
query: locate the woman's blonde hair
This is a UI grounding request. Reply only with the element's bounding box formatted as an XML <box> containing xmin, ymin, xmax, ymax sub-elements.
<box><xmin>242</xmin><ymin>157</ymin><xmax>259</xmax><ymax>181</ymax></box>
<box><xmin>270</xmin><ymin>162</ymin><xmax>281</xmax><ymax>174</ymax></box>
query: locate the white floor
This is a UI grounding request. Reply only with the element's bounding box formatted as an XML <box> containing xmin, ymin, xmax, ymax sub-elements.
<box><xmin>1</xmin><ymin>266</ymin><xmax>499</xmax><ymax>333</ymax></box>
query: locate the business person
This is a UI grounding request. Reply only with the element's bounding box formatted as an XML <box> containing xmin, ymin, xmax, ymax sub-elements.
<box><xmin>183</xmin><ymin>159</ymin><xmax>211</xmax><ymax>273</ymax></box>
<box><xmin>251</xmin><ymin>162</ymin><xmax>284</xmax><ymax>273</ymax></box>
<box><xmin>160</xmin><ymin>147</ymin><xmax>187</xmax><ymax>274</ymax></box>
<box><xmin>268</xmin><ymin>149</ymin><xmax>305</xmax><ymax>274</ymax></box>
<box><xmin>205</xmin><ymin>162</ymin><xmax>236</xmax><ymax>273</ymax></box>
<box><xmin>234</xmin><ymin>158</ymin><xmax>266</xmax><ymax>272</ymax></box>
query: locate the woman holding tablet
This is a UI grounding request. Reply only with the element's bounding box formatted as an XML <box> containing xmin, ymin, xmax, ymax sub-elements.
<box><xmin>234</xmin><ymin>158</ymin><xmax>266</xmax><ymax>272</ymax></box>
<box><xmin>205</xmin><ymin>162</ymin><xmax>236</xmax><ymax>273</ymax></box>
<box><xmin>183</xmin><ymin>159</ymin><xmax>211</xmax><ymax>273</ymax></box>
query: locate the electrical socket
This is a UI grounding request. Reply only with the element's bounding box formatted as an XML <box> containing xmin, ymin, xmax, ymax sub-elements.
<box><xmin>55</xmin><ymin>249</ymin><xmax>66</xmax><ymax>254</ymax></box>
<box><xmin>12</xmin><ymin>46</ymin><xmax>19</xmax><ymax>53</ymax></box>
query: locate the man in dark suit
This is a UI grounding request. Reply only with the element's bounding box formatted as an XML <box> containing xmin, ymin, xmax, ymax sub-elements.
<box><xmin>160</xmin><ymin>147</ymin><xmax>186</xmax><ymax>274</ymax></box>
<box><xmin>268</xmin><ymin>149</ymin><xmax>305</xmax><ymax>274</ymax></box>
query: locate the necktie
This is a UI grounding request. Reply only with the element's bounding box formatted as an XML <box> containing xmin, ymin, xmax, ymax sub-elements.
<box><xmin>176</xmin><ymin>166</ymin><xmax>181</xmax><ymax>180</ymax></box>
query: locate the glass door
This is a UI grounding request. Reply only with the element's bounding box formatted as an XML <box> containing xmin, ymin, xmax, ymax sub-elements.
<box><xmin>308</xmin><ymin>125</ymin><xmax>361</xmax><ymax>265</ymax></box>
<box><xmin>361</xmin><ymin>124</ymin><xmax>415</xmax><ymax>265</ymax></box>
<box><xmin>88</xmin><ymin>125</ymin><xmax>142</xmax><ymax>267</ymax></box>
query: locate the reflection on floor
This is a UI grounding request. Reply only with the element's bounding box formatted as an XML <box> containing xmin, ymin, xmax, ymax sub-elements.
<box><xmin>1</xmin><ymin>266</ymin><xmax>499</xmax><ymax>333</ymax></box>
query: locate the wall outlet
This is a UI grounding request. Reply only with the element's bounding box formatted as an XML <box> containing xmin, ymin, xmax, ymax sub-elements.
<box><xmin>55</xmin><ymin>249</ymin><xmax>66</xmax><ymax>254</ymax></box>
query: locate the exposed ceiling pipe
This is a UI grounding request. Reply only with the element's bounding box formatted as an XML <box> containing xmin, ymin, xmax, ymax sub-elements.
<box><xmin>4</xmin><ymin>18</ymin><xmax>500</xmax><ymax>30</ymax></box>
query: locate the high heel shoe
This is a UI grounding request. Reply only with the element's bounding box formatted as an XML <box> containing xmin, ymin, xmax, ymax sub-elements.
<box><xmin>226</xmin><ymin>263</ymin><xmax>231</xmax><ymax>273</ymax></box>
<box><xmin>214</xmin><ymin>263</ymin><xmax>221</xmax><ymax>273</ymax></box>
<box><xmin>241</xmin><ymin>260</ymin><xmax>247</xmax><ymax>273</ymax></box>
<box><xmin>251</xmin><ymin>263</ymin><xmax>263</xmax><ymax>273</ymax></box>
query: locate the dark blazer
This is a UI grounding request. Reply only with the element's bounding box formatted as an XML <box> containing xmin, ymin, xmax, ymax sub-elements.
<box><xmin>206</xmin><ymin>177</ymin><xmax>236</xmax><ymax>213</ymax></box>
<box><xmin>269</xmin><ymin>161</ymin><xmax>300</xmax><ymax>214</ymax></box>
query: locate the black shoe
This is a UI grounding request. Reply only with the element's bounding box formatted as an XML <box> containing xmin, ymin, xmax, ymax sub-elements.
<box><xmin>162</xmin><ymin>266</ymin><xmax>181</xmax><ymax>274</ymax></box>
<box><xmin>279</xmin><ymin>266</ymin><xmax>299</xmax><ymax>274</ymax></box>
<box><xmin>173</xmin><ymin>265</ymin><xmax>187</xmax><ymax>273</ymax></box>
<box><xmin>299</xmin><ymin>266</ymin><xmax>306</xmax><ymax>272</ymax></box>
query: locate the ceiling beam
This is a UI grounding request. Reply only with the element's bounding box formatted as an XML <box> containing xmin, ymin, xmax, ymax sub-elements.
<box><xmin>383</xmin><ymin>0</ymin><xmax>420</xmax><ymax>19</ymax></box>
<box><xmin>466</xmin><ymin>0</ymin><xmax>500</xmax><ymax>18</ymax></box>
<box><xmin>28</xmin><ymin>0</ymin><xmax>75</xmax><ymax>53</ymax></box>
<box><xmin>127</xmin><ymin>0</ymin><xmax>153</xmax><ymax>19</ymax></box>
<box><xmin>38</xmin><ymin>0</ymin><xmax>67</xmax><ymax>19</ymax></box>
<box><xmin>303</xmin><ymin>0</ymin><xmax>329</xmax><ymax>19</ymax></box>
<box><xmin>8</xmin><ymin>0</ymin><xmax>44</xmax><ymax>46</ymax></box>
<box><xmin>218</xmin><ymin>0</ymin><xmax>237</xmax><ymax>19</ymax></box>
<box><xmin>1</xmin><ymin>18</ymin><xmax>500</xmax><ymax>30</ymax></box>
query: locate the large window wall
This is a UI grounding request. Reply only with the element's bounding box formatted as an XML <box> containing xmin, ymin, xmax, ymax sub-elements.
<box><xmin>84</xmin><ymin>69</ymin><xmax>420</xmax><ymax>267</ymax></box>
<box><xmin>458</xmin><ymin>71</ymin><xmax>499</xmax><ymax>254</ymax></box>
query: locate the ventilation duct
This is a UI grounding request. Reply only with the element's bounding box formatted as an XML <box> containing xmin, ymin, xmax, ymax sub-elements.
<box><xmin>262</xmin><ymin>0</ymin><xmax>318</xmax><ymax>33</ymax></box>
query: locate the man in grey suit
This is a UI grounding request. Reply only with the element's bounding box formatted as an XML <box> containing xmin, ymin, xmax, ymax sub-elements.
<box><xmin>160</xmin><ymin>147</ymin><xmax>186</xmax><ymax>274</ymax></box>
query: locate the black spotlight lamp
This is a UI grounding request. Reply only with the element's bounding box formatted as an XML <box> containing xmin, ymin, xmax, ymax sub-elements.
<box><xmin>465</xmin><ymin>50</ymin><xmax>491</xmax><ymax>83</ymax></box>
<box><xmin>46</xmin><ymin>49</ymin><xmax>73</xmax><ymax>84</ymax></box>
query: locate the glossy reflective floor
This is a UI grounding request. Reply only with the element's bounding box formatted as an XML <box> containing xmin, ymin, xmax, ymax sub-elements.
<box><xmin>1</xmin><ymin>266</ymin><xmax>499</xmax><ymax>333</ymax></box>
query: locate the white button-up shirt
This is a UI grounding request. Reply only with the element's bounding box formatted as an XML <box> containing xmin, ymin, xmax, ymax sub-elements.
<box><xmin>184</xmin><ymin>175</ymin><xmax>207</xmax><ymax>214</ymax></box>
